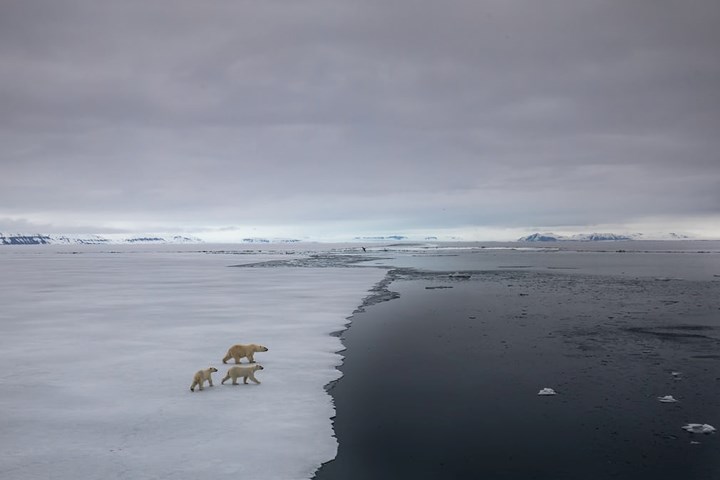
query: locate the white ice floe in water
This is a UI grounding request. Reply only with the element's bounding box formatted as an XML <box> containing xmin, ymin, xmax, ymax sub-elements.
<box><xmin>682</xmin><ymin>424</ymin><xmax>717</xmax><ymax>434</ymax></box>
<box><xmin>658</xmin><ymin>395</ymin><xmax>678</xmax><ymax>403</ymax></box>
<box><xmin>671</xmin><ymin>371</ymin><xmax>682</xmax><ymax>380</ymax></box>
<box><xmin>448</xmin><ymin>272</ymin><xmax>472</xmax><ymax>279</ymax></box>
<box><xmin>0</xmin><ymin>247</ymin><xmax>386</xmax><ymax>480</ymax></box>
<box><xmin>538</xmin><ymin>388</ymin><xmax>557</xmax><ymax>396</ymax></box>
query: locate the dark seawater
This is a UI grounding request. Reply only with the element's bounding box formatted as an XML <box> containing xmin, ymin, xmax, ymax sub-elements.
<box><xmin>315</xmin><ymin>248</ymin><xmax>720</xmax><ymax>479</ymax></box>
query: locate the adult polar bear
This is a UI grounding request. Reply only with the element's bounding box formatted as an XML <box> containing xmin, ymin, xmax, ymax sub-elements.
<box><xmin>222</xmin><ymin>364</ymin><xmax>264</xmax><ymax>385</ymax></box>
<box><xmin>222</xmin><ymin>343</ymin><xmax>268</xmax><ymax>364</ymax></box>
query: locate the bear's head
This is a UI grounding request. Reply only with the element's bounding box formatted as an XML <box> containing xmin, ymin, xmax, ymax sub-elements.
<box><xmin>256</xmin><ymin>345</ymin><xmax>269</xmax><ymax>352</ymax></box>
<box><xmin>254</xmin><ymin>364</ymin><xmax>264</xmax><ymax>371</ymax></box>
<box><xmin>209</xmin><ymin>367</ymin><xmax>218</xmax><ymax>373</ymax></box>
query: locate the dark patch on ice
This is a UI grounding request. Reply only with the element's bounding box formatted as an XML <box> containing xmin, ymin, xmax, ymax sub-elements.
<box><xmin>426</xmin><ymin>286</ymin><xmax>453</xmax><ymax>290</ymax></box>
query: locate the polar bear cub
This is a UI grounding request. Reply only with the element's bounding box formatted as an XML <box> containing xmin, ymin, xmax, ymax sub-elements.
<box><xmin>222</xmin><ymin>343</ymin><xmax>268</xmax><ymax>364</ymax></box>
<box><xmin>190</xmin><ymin>367</ymin><xmax>218</xmax><ymax>392</ymax></box>
<box><xmin>221</xmin><ymin>364</ymin><xmax>264</xmax><ymax>385</ymax></box>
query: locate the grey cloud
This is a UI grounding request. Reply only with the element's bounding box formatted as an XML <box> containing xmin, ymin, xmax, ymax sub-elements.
<box><xmin>1</xmin><ymin>0</ymin><xmax>719</xmax><ymax>238</ymax></box>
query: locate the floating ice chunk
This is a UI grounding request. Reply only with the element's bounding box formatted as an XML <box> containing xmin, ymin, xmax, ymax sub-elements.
<box><xmin>658</xmin><ymin>395</ymin><xmax>678</xmax><ymax>403</ymax></box>
<box><xmin>671</xmin><ymin>371</ymin><xmax>682</xmax><ymax>380</ymax></box>
<box><xmin>682</xmin><ymin>424</ymin><xmax>716</xmax><ymax>434</ymax></box>
<box><xmin>448</xmin><ymin>272</ymin><xmax>471</xmax><ymax>279</ymax></box>
<box><xmin>538</xmin><ymin>388</ymin><xmax>557</xmax><ymax>396</ymax></box>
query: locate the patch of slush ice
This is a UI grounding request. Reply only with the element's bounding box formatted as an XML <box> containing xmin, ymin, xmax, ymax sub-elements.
<box><xmin>658</xmin><ymin>395</ymin><xmax>678</xmax><ymax>403</ymax></box>
<box><xmin>682</xmin><ymin>424</ymin><xmax>716</xmax><ymax>434</ymax></box>
<box><xmin>0</xmin><ymin>248</ymin><xmax>386</xmax><ymax>480</ymax></box>
<box><xmin>538</xmin><ymin>388</ymin><xmax>557</xmax><ymax>396</ymax></box>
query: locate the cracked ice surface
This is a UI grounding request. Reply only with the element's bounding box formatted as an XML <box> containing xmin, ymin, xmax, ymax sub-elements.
<box><xmin>0</xmin><ymin>247</ymin><xmax>386</xmax><ymax>480</ymax></box>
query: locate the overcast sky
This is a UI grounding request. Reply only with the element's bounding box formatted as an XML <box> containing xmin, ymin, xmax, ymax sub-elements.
<box><xmin>1</xmin><ymin>0</ymin><xmax>719</xmax><ymax>241</ymax></box>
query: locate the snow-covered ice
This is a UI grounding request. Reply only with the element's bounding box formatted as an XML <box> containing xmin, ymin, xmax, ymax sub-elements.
<box><xmin>0</xmin><ymin>246</ymin><xmax>386</xmax><ymax>480</ymax></box>
<box><xmin>657</xmin><ymin>395</ymin><xmax>678</xmax><ymax>403</ymax></box>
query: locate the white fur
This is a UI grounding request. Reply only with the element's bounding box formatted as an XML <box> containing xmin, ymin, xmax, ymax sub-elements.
<box><xmin>190</xmin><ymin>367</ymin><xmax>218</xmax><ymax>392</ymax></box>
<box><xmin>222</xmin><ymin>343</ymin><xmax>268</xmax><ymax>364</ymax></box>
<box><xmin>221</xmin><ymin>364</ymin><xmax>264</xmax><ymax>385</ymax></box>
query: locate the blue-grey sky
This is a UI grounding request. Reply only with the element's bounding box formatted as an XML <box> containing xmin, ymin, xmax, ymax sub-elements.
<box><xmin>1</xmin><ymin>1</ymin><xmax>719</xmax><ymax>241</ymax></box>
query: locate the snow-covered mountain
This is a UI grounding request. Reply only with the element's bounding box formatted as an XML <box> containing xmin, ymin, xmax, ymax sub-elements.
<box><xmin>517</xmin><ymin>233</ymin><xmax>565</xmax><ymax>242</ymax></box>
<box><xmin>518</xmin><ymin>232</ymin><xmax>694</xmax><ymax>242</ymax></box>
<box><xmin>518</xmin><ymin>232</ymin><xmax>635</xmax><ymax>242</ymax></box>
<box><xmin>0</xmin><ymin>233</ymin><xmax>204</xmax><ymax>245</ymax></box>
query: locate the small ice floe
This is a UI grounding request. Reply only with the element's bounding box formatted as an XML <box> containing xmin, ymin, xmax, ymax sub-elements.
<box><xmin>538</xmin><ymin>387</ymin><xmax>557</xmax><ymax>396</ymax></box>
<box><xmin>448</xmin><ymin>272</ymin><xmax>471</xmax><ymax>279</ymax></box>
<box><xmin>671</xmin><ymin>371</ymin><xmax>682</xmax><ymax>380</ymax></box>
<box><xmin>658</xmin><ymin>395</ymin><xmax>678</xmax><ymax>403</ymax></box>
<box><xmin>682</xmin><ymin>424</ymin><xmax>716</xmax><ymax>434</ymax></box>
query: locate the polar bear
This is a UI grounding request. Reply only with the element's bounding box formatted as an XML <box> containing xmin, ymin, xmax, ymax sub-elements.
<box><xmin>190</xmin><ymin>367</ymin><xmax>218</xmax><ymax>392</ymax></box>
<box><xmin>222</xmin><ymin>343</ymin><xmax>268</xmax><ymax>364</ymax></box>
<box><xmin>221</xmin><ymin>364</ymin><xmax>264</xmax><ymax>385</ymax></box>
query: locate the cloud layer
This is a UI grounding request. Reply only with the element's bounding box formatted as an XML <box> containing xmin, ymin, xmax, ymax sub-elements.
<box><xmin>2</xmin><ymin>1</ymin><xmax>719</xmax><ymax>239</ymax></box>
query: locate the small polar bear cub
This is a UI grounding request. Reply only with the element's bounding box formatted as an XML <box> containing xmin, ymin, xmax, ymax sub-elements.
<box><xmin>190</xmin><ymin>367</ymin><xmax>218</xmax><ymax>392</ymax></box>
<box><xmin>221</xmin><ymin>364</ymin><xmax>264</xmax><ymax>385</ymax></box>
<box><xmin>222</xmin><ymin>343</ymin><xmax>268</xmax><ymax>364</ymax></box>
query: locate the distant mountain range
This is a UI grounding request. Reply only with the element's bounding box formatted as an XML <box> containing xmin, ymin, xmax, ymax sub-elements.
<box><xmin>0</xmin><ymin>233</ymin><xmax>313</xmax><ymax>245</ymax></box>
<box><xmin>0</xmin><ymin>233</ymin><xmax>204</xmax><ymax>245</ymax></box>
<box><xmin>518</xmin><ymin>232</ymin><xmax>692</xmax><ymax>242</ymax></box>
<box><xmin>354</xmin><ymin>235</ymin><xmax>408</xmax><ymax>241</ymax></box>
<box><xmin>1</xmin><ymin>231</ymin><xmax>697</xmax><ymax>245</ymax></box>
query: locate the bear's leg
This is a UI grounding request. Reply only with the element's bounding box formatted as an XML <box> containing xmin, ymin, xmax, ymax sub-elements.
<box><xmin>190</xmin><ymin>380</ymin><xmax>197</xmax><ymax>392</ymax></box>
<box><xmin>222</xmin><ymin>352</ymin><xmax>231</xmax><ymax>364</ymax></box>
<box><xmin>208</xmin><ymin>377</ymin><xmax>213</xmax><ymax>387</ymax></box>
<box><xmin>221</xmin><ymin>373</ymin><xmax>230</xmax><ymax>385</ymax></box>
<box><xmin>233</xmin><ymin>354</ymin><xmax>241</xmax><ymax>364</ymax></box>
<box><xmin>249</xmin><ymin>373</ymin><xmax>261</xmax><ymax>384</ymax></box>
<box><xmin>232</xmin><ymin>374</ymin><xmax>239</xmax><ymax>385</ymax></box>
<box><xmin>248</xmin><ymin>352</ymin><xmax>255</xmax><ymax>363</ymax></box>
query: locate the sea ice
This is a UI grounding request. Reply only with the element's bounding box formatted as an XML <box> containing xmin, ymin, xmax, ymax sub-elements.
<box><xmin>538</xmin><ymin>388</ymin><xmax>557</xmax><ymax>396</ymax></box>
<box><xmin>682</xmin><ymin>424</ymin><xmax>716</xmax><ymax>434</ymax></box>
<box><xmin>0</xmin><ymin>246</ymin><xmax>386</xmax><ymax>480</ymax></box>
<box><xmin>657</xmin><ymin>395</ymin><xmax>678</xmax><ymax>403</ymax></box>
